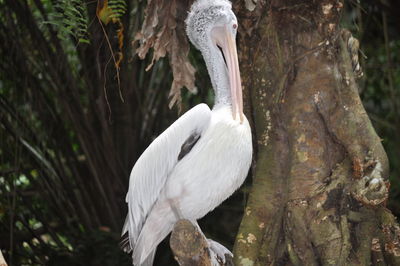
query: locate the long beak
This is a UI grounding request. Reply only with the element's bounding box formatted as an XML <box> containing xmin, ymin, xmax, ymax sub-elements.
<box><xmin>217</xmin><ymin>26</ymin><xmax>243</xmax><ymax>122</ymax></box>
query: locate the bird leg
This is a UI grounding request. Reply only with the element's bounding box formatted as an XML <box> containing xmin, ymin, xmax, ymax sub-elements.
<box><xmin>167</xmin><ymin>198</ymin><xmax>184</xmax><ymax>220</ymax></box>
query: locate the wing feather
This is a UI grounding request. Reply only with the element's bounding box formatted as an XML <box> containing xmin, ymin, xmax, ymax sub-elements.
<box><xmin>121</xmin><ymin>103</ymin><xmax>211</xmax><ymax>254</ymax></box>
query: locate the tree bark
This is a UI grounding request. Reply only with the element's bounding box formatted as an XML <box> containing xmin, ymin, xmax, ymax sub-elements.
<box><xmin>232</xmin><ymin>0</ymin><xmax>400</xmax><ymax>265</ymax></box>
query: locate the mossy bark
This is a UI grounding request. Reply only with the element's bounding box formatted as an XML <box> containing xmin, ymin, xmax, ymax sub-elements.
<box><xmin>233</xmin><ymin>0</ymin><xmax>400</xmax><ymax>265</ymax></box>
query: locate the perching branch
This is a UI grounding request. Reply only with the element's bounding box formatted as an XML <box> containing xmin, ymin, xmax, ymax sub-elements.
<box><xmin>170</xmin><ymin>219</ymin><xmax>233</xmax><ymax>266</ymax></box>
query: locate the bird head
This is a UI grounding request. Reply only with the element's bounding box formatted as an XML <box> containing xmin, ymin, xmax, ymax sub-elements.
<box><xmin>186</xmin><ymin>0</ymin><xmax>237</xmax><ymax>52</ymax></box>
<box><xmin>186</xmin><ymin>0</ymin><xmax>243</xmax><ymax>122</ymax></box>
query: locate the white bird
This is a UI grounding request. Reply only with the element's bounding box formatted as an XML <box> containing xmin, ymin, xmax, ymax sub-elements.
<box><xmin>120</xmin><ymin>0</ymin><xmax>252</xmax><ymax>265</ymax></box>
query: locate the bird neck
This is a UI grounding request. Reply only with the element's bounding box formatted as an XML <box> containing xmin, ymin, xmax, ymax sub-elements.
<box><xmin>203</xmin><ymin>45</ymin><xmax>232</xmax><ymax>108</ymax></box>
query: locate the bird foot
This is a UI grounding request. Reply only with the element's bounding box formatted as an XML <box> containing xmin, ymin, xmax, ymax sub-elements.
<box><xmin>207</xmin><ymin>239</ymin><xmax>233</xmax><ymax>266</ymax></box>
<box><xmin>192</xmin><ymin>221</ymin><xmax>233</xmax><ymax>265</ymax></box>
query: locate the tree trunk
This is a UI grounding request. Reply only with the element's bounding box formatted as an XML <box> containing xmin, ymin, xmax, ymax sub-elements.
<box><xmin>232</xmin><ymin>0</ymin><xmax>400</xmax><ymax>265</ymax></box>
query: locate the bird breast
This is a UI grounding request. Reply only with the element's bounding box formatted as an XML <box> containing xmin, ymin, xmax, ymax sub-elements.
<box><xmin>163</xmin><ymin>105</ymin><xmax>253</xmax><ymax>219</ymax></box>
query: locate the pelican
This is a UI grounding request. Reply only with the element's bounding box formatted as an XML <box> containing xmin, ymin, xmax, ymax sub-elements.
<box><xmin>121</xmin><ymin>0</ymin><xmax>252</xmax><ymax>265</ymax></box>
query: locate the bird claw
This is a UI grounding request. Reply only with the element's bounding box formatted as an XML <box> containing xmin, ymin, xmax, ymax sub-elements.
<box><xmin>207</xmin><ymin>239</ymin><xmax>233</xmax><ymax>265</ymax></box>
<box><xmin>192</xmin><ymin>221</ymin><xmax>233</xmax><ymax>265</ymax></box>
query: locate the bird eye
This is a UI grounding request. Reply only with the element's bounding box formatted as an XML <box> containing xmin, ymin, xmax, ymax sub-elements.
<box><xmin>233</xmin><ymin>24</ymin><xmax>237</xmax><ymax>29</ymax></box>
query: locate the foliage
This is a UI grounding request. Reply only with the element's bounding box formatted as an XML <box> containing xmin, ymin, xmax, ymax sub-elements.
<box><xmin>97</xmin><ymin>0</ymin><xmax>127</xmax><ymax>70</ymax></box>
<box><xmin>98</xmin><ymin>0</ymin><xmax>127</xmax><ymax>24</ymax></box>
<box><xmin>46</xmin><ymin>0</ymin><xmax>90</xmax><ymax>43</ymax></box>
<box><xmin>0</xmin><ymin>0</ymin><xmax>178</xmax><ymax>264</ymax></box>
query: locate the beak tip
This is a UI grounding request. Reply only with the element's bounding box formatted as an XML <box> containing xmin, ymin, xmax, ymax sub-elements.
<box><xmin>232</xmin><ymin>111</ymin><xmax>245</xmax><ymax>124</ymax></box>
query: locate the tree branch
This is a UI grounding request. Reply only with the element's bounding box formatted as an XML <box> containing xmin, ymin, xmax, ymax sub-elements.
<box><xmin>170</xmin><ymin>219</ymin><xmax>233</xmax><ymax>266</ymax></box>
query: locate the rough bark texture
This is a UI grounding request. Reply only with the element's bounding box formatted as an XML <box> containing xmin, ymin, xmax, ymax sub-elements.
<box><xmin>171</xmin><ymin>220</ymin><xmax>212</xmax><ymax>266</ymax></box>
<box><xmin>232</xmin><ymin>0</ymin><xmax>400</xmax><ymax>265</ymax></box>
<box><xmin>170</xmin><ymin>219</ymin><xmax>233</xmax><ymax>266</ymax></box>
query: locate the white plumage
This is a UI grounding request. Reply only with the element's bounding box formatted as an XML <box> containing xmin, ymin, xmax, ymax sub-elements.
<box><xmin>121</xmin><ymin>0</ymin><xmax>252</xmax><ymax>265</ymax></box>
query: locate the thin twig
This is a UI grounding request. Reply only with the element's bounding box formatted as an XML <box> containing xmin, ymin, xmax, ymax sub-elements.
<box><xmin>96</xmin><ymin>15</ymin><xmax>124</xmax><ymax>103</ymax></box>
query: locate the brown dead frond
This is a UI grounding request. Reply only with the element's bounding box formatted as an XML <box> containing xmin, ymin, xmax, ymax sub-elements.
<box><xmin>134</xmin><ymin>0</ymin><xmax>196</xmax><ymax>111</ymax></box>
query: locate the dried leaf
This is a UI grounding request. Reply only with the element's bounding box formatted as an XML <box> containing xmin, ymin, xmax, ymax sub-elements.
<box><xmin>115</xmin><ymin>20</ymin><xmax>124</xmax><ymax>69</ymax></box>
<box><xmin>97</xmin><ymin>0</ymin><xmax>127</xmax><ymax>25</ymax></box>
<box><xmin>96</xmin><ymin>0</ymin><xmax>126</xmax><ymax>87</ymax></box>
<box><xmin>97</xmin><ymin>0</ymin><xmax>113</xmax><ymax>25</ymax></box>
<box><xmin>134</xmin><ymin>0</ymin><xmax>196</xmax><ymax>110</ymax></box>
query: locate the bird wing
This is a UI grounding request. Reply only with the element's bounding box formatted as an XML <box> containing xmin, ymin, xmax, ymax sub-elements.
<box><xmin>121</xmin><ymin>103</ymin><xmax>211</xmax><ymax>252</ymax></box>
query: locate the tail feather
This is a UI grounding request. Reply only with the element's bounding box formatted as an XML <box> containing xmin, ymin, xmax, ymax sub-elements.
<box><xmin>120</xmin><ymin>231</ymin><xmax>132</xmax><ymax>253</ymax></box>
<box><xmin>121</xmin><ymin>209</ymin><xmax>142</xmax><ymax>255</ymax></box>
<box><xmin>132</xmin><ymin>209</ymin><xmax>175</xmax><ymax>265</ymax></box>
<box><xmin>120</xmin><ymin>215</ymin><xmax>134</xmax><ymax>253</ymax></box>
<box><xmin>138</xmin><ymin>249</ymin><xmax>157</xmax><ymax>266</ymax></box>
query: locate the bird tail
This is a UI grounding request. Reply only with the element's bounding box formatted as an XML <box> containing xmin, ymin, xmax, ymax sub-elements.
<box><xmin>120</xmin><ymin>215</ymin><xmax>134</xmax><ymax>253</ymax></box>
<box><xmin>121</xmin><ymin>217</ymin><xmax>157</xmax><ymax>266</ymax></box>
<box><xmin>137</xmin><ymin>249</ymin><xmax>156</xmax><ymax>266</ymax></box>
<box><xmin>120</xmin><ymin>231</ymin><xmax>132</xmax><ymax>253</ymax></box>
<box><xmin>132</xmin><ymin>209</ymin><xmax>175</xmax><ymax>265</ymax></box>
